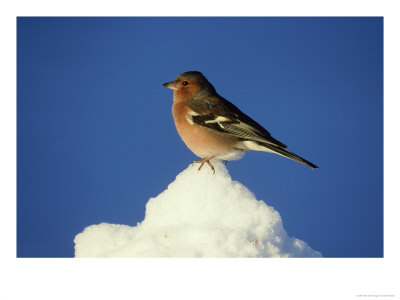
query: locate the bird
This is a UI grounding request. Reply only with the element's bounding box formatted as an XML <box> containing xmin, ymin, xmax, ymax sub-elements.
<box><xmin>163</xmin><ymin>71</ymin><xmax>318</xmax><ymax>173</ymax></box>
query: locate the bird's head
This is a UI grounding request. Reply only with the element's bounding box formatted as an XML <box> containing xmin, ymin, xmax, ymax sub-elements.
<box><xmin>163</xmin><ymin>71</ymin><xmax>216</xmax><ymax>101</ymax></box>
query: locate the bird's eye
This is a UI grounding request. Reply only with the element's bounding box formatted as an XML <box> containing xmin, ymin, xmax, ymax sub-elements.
<box><xmin>182</xmin><ymin>81</ymin><xmax>189</xmax><ymax>86</ymax></box>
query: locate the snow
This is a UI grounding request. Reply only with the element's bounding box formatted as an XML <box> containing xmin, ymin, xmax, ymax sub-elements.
<box><xmin>74</xmin><ymin>160</ymin><xmax>322</xmax><ymax>257</ymax></box>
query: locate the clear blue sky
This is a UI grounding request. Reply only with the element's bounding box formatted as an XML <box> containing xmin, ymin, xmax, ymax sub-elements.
<box><xmin>17</xmin><ymin>17</ymin><xmax>383</xmax><ymax>257</ymax></box>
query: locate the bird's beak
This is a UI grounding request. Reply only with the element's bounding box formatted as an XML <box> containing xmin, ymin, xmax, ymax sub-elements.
<box><xmin>163</xmin><ymin>81</ymin><xmax>178</xmax><ymax>90</ymax></box>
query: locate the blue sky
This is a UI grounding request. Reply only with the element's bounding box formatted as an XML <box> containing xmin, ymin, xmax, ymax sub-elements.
<box><xmin>17</xmin><ymin>17</ymin><xmax>383</xmax><ymax>257</ymax></box>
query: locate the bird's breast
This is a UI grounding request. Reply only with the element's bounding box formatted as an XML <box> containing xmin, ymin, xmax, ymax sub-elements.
<box><xmin>172</xmin><ymin>102</ymin><xmax>239</xmax><ymax>159</ymax></box>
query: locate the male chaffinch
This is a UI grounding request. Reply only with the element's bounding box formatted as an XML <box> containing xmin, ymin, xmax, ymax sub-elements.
<box><xmin>163</xmin><ymin>71</ymin><xmax>318</xmax><ymax>173</ymax></box>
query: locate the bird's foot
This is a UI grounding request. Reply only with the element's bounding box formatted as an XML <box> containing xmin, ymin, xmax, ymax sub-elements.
<box><xmin>193</xmin><ymin>156</ymin><xmax>215</xmax><ymax>174</ymax></box>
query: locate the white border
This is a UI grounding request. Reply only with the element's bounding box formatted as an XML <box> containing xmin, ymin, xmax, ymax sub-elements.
<box><xmin>1</xmin><ymin>1</ymin><xmax>398</xmax><ymax>299</ymax></box>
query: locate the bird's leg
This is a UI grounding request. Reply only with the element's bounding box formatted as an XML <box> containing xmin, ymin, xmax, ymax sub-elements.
<box><xmin>193</xmin><ymin>156</ymin><xmax>215</xmax><ymax>174</ymax></box>
<box><xmin>224</xmin><ymin>160</ymin><xmax>228</xmax><ymax>166</ymax></box>
<box><xmin>205</xmin><ymin>160</ymin><xmax>215</xmax><ymax>174</ymax></box>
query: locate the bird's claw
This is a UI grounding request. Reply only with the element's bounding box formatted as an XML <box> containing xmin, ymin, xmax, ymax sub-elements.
<box><xmin>193</xmin><ymin>156</ymin><xmax>215</xmax><ymax>174</ymax></box>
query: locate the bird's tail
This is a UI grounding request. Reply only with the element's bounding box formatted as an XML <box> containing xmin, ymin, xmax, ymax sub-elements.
<box><xmin>258</xmin><ymin>142</ymin><xmax>318</xmax><ymax>169</ymax></box>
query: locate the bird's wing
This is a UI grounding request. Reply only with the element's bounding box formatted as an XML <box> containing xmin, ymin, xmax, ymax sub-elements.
<box><xmin>186</xmin><ymin>96</ymin><xmax>287</xmax><ymax>148</ymax></box>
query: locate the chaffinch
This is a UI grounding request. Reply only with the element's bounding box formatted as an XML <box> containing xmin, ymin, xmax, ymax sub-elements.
<box><xmin>163</xmin><ymin>71</ymin><xmax>318</xmax><ymax>173</ymax></box>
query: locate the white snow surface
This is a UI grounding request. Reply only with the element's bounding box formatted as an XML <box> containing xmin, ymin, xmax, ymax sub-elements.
<box><xmin>74</xmin><ymin>161</ymin><xmax>322</xmax><ymax>257</ymax></box>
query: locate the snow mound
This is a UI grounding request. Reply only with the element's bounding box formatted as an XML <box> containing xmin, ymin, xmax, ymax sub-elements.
<box><xmin>74</xmin><ymin>160</ymin><xmax>321</xmax><ymax>257</ymax></box>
